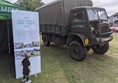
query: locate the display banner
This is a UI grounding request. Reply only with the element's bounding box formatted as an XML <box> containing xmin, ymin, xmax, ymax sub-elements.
<box><xmin>11</xmin><ymin>10</ymin><xmax>41</xmax><ymax>79</ymax></box>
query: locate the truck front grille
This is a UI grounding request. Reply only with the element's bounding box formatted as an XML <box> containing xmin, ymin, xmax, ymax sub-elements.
<box><xmin>99</xmin><ymin>24</ymin><xmax>111</xmax><ymax>38</ymax></box>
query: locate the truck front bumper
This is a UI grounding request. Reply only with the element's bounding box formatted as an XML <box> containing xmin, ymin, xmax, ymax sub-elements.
<box><xmin>96</xmin><ymin>35</ymin><xmax>113</xmax><ymax>43</ymax></box>
<box><xmin>101</xmin><ymin>36</ymin><xmax>113</xmax><ymax>42</ymax></box>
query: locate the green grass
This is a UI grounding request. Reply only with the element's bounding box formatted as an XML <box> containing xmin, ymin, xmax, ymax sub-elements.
<box><xmin>0</xmin><ymin>34</ymin><xmax>118</xmax><ymax>83</ymax></box>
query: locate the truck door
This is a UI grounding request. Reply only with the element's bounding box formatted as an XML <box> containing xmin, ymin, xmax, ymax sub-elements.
<box><xmin>71</xmin><ymin>10</ymin><xmax>90</xmax><ymax>36</ymax></box>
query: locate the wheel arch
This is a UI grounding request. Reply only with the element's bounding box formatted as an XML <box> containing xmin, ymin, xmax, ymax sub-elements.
<box><xmin>66</xmin><ymin>33</ymin><xmax>87</xmax><ymax>47</ymax></box>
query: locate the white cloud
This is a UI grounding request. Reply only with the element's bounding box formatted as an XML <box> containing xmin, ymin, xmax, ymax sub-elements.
<box><xmin>7</xmin><ymin>0</ymin><xmax>17</xmax><ymax>3</ymax></box>
<box><xmin>92</xmin><ymin>0</ymin><xmax>118</xmax><ymax>16</ymax></box>
<box><xmin>42</xmin><ymin>0</ymin><xmax>55</xmax><ymax>4</ymax></box>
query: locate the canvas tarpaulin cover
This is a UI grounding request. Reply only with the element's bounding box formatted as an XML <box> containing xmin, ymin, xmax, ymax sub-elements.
<box><xmin>0</xmin><ymin>20</ymin><xmax>8</xmax><ymax>53</ymax></box>
<box><xmin>36</xmin><ymin>0</ymin><xmax>93</xmax><ymax>26</ymax></box>
<box><xmin>0</xmin><ymin>20</ymin><xmax>14</xmax><ymax>54</ymax></box>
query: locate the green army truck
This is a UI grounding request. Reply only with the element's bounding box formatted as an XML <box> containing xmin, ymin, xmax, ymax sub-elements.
<box><xmin>36</xmin><ymin>0</ymin><xmax>113</xmax><ymax>61</ymax></box>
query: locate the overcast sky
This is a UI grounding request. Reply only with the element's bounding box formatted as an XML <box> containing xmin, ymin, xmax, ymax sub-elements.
<box><xmin>8</xmin><ymin>0</ymin><xmax>117</xmax><ymax>16</ymax></box>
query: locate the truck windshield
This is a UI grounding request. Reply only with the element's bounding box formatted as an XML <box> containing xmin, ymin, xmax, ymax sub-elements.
<box><xmin>87</xmin><ymin>8</ymin><xmax>108</xmax><ymax>21</ymax></box>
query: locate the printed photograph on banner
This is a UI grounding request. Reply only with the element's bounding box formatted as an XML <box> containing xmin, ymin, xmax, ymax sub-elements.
<box><xmin>15</xmin><ymin>48</ymin><xmax>40</xmax><ymax>59</ymax></box>
<box><xmin>14</xmin><ymin>41</ymin><xmax>40</xmax><ymax>49</ymax></box>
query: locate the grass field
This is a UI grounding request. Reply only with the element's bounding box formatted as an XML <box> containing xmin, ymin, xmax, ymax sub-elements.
<box><xmin>0</xmin><ymin>34</ymin><xmax>118</xmax><ymax>83</ymax></box>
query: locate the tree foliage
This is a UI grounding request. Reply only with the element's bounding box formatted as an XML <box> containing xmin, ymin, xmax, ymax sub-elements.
<box><xmin>16</xmin><ymin>0</ymin><xmax>45</xmax><ymax>10</ymax></box>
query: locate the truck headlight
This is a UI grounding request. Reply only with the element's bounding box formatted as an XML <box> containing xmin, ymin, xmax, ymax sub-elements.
<box><xmin>91</xmin><ymin>27</ymin><xmax>94</xmax><ymax>31</ymax></box>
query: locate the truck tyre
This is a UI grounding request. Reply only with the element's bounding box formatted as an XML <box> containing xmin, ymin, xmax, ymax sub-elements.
<box><xmin>92</xmin><ymin>43</ymin><xmax>109</xmax><ymax>54</ymax></box>
<box><xmin>69</xmin><ymin>41</ymin><xmax>87</xmax><ymax>61</ymax></box>
<box><xmin>87</xmin><ymin>47</ymin><xmax>90</xmax><ymax>52</ymax></box>
<box><xmin>42</xmin><ymin>34</ymin><xmax>50</xmax><ymax>46</ymax></box>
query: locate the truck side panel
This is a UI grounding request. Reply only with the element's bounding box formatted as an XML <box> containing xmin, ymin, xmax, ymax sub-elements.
<box><xmin>41</xmin><ymin>25</ymin><xmax>69</xmax><ymax>36</ymax></box>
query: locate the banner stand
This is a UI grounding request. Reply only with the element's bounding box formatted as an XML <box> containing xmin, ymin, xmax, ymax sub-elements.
<box><xmin>12</xmin><ymin>10</ymin><xmax>41</xmax><ymax>79</ymax></box>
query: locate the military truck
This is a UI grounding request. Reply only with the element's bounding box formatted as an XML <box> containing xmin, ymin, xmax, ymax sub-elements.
<box><xmin>36</xmin><ymin>0</ymin><xmax>113</xmax><ymax>61</ymax></box>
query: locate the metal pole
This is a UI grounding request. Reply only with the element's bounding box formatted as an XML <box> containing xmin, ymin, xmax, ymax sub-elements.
<box><xmin>7</xmin><ymin>19</ymin><xmax>11</xmax><ymax>54</ymax></box>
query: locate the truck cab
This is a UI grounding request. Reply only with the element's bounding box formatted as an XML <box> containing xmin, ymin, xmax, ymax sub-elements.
<box><xmin>67</xmin><ymin>7</ymin><xmax>113</xmax><ymax>61</ymax></box>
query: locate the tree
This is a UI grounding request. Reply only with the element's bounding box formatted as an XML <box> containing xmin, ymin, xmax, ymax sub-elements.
<box><xmin>16</xmin><ymin>0</ymin><xmax>45</xmax><ymax>10</ymax></box>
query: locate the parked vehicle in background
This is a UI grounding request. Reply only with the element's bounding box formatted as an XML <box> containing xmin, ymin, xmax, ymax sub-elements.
<box><xmin>36</xmin><ymin>0</ymin><xmax>113</xmax><ymax>61</ymax></box>
<box><xmin>110</xmin><ymin>27</ymin><xmax>118</xmax><ymax>33</ymax></box>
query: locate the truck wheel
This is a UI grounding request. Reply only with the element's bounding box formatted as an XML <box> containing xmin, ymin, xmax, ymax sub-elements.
<box><xmin>69</xmin><ymin>41</ymin><xmax>87</xmax><ymax>61</ymax></box>
<box><xmin>42</xmin><ymin>34</ymin><xmax>50</xmax><ymax>46</ymax></box>
<box><xmin>87</xmin><ymin>47</ymin><xmax>90</xmax><ymax>52</ymax></box>
<box><xmin>92</xmin><ymin>43</ymin><xmax>109</xmax><ymax>54</ymax></box>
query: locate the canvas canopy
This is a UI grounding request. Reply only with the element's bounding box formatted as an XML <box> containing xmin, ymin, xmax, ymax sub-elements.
<box><xmin>0</xmin><ymin>0</ymin><xmax>26</xmax><ymax>20</ymax></box>
<box><xmin>36</xmin><ymin>0</ymin><xmax>93</xmax><ymax>26</ymax></box>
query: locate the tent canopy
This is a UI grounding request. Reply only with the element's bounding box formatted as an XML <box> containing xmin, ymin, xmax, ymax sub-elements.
<box><xmin>0</xmin><ymin>0</ymin><xmax>27</xmax><ymax>20</ymax></box>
